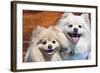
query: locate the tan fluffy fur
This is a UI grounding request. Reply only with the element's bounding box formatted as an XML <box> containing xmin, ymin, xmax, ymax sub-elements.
<box><xmin>25</xmin><ymin>26</ymin><xmax>69</xmax><ymax>62</ymax></box>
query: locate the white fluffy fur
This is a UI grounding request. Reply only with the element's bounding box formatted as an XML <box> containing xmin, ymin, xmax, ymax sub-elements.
<box><xmin>25</xmin><ymin>26</ymin><xmax>69</xmax><ymax>62</ymax></box>
<box><xmin>58</xmin><ymin>13</ymin><xmax>91</xmax><ymax>60</ymax></box>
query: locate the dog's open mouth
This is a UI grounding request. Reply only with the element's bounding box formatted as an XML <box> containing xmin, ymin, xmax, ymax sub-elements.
<box><xmin>68</xmin><ymin>32</ymin><xmax>82</xmax><ymax>43</ymax></box>
<box><xmin>45</xmin><ymin>49</ymin><xmax>54</xmax><ymax>55</ymax></box>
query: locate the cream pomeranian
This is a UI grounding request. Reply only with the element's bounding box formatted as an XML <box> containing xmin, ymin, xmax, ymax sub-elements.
<box><xmin>25</xmin><ymin>26</ymin><xmax>69</xmax><ymax>62</ymax></box>
<box><xmin>58</xmin><ymin>13</ymin><xmax>91</xmax><ymax>60</ymax></box>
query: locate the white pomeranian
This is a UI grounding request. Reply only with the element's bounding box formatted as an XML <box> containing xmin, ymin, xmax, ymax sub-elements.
<box><xmin>58</xmin><ymin>13</ymin><xmax>91</xmax><ymax>60</ymax></box>
<box><xmin>25</xmin><ymin>26</ymin><xmax>69</xmax><ymax>62</ymax></box>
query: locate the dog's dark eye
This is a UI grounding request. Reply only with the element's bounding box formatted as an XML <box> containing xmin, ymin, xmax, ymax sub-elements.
<box><xmin>68</xmin><ymin>24</ymin><xmax>73</xmax><ymax>28</ymax></box>
<box><xmin>79</xmin><ymin>25</ymin><xmax>82</xmax><ymax>28</ymax></box>
<box><xmin>42</xmin><ymin>41</ymin><xmax>46</xmax><ymax>45</ymax></box>
<box><xmin>52</xmin><ymin>40</ymin><xmax>56</xmax><ymax>44</ymax></box>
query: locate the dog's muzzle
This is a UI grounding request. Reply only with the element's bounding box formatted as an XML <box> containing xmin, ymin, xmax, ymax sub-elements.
<box><xmin>44</xmin><ymin>45</ymin><xmax>54</xmax><ymax>55</ymax></box>
<box><xmin>68</xmin><ymin>32</ymin><xmax>81</xmax><ymax>43</ymax></box>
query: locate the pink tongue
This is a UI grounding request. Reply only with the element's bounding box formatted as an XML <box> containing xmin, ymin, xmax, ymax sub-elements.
<box><xmin>72</xmin><ymin>37</ymin><xmax>79</xmax><ymax>43</ymax></box>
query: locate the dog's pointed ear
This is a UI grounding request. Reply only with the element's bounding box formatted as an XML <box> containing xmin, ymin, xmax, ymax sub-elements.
<box><xmin>81</xmin><ymin>13</ymin><xmax>90</xmax><ymax>25</ymax></box>
<box><xmin>32</xmin><ymin>26</ymin><xmax>45</xmax><ymax>36</ymax></box>
<box><xmin>61</xmin><ymin>13</ymin><xmax>73</xmax><ymax>19</ymax></box>
<box><xmin>57</xmin><ymin>13</ymin><xmax>73</xmax><ymax>26</ymax></box>
<box><xmin>50</xmin><ymin>25</ymin><xmax>61</xmax><ymax>33</ymax></box>
<box><xmin>50</xmin><ymin>25</ymin><xmax>65</xmax><ymax>35</ymax></box>
<box><xmin>31</xmin><ymin>26</ymin><xmax>45</xmax><ymax>45</ymax></box>
<box><xmin>51</xmin><ymin>25</ymin><xmax>69</xmax><ymax>48</ymax></box>
<box><xmin>36</xmin><ymin>26</ymin><xmax>45</xmax><ymax>32</ymax></box>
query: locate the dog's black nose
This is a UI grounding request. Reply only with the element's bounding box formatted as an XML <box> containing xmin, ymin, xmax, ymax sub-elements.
<box><xmin>73</xmin><ymin>28</ymin><xmax>78</xmax><ymax>32</ymax></box>
<box><xmin>48</xmin><ymin>45</ymin><xmax>52</xmax><ymax>49</ymax></box>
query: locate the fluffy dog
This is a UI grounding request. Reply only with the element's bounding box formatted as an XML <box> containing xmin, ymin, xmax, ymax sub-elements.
<box><xmin>25</xmin><ymin>26</ymin><xmax>69</xmax><ymax>62</ymax></box>
<box><xmin>58</xmin><ymin>13</ymin><xmax>91</xmax><ymax>60</ymax></box>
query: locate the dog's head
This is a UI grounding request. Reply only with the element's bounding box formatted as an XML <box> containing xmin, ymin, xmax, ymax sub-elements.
<box><xmin>31</xmin><ymin>26</ymin><xmax>69</xmax><ymax>55</ymax></box>
<box><xmin>58</xmin><ymin>13</ymin><xmax>90</xmax><ymax>43</ymax></box>
<box><xmin>38</xmin><ymin>28</ymin><xmax>61</xmax><ymax>55</ymax></box>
